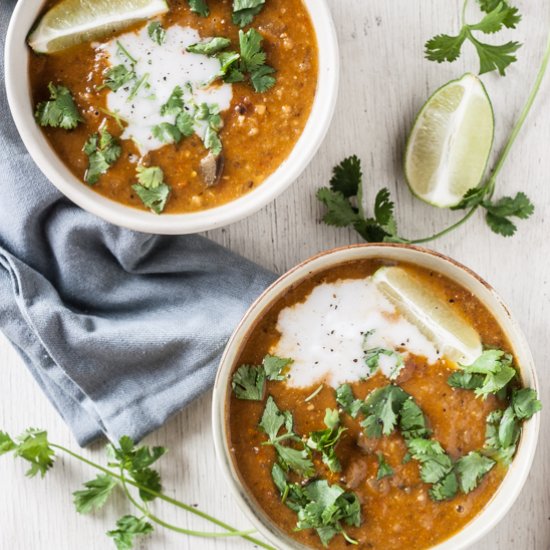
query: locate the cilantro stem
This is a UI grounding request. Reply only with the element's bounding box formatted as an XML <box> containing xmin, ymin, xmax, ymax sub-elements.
<box><xmin>116</xmin><ymin>40</ymin><xmax>137</xmax><ymax>65</ymax></box>
<box><xmin>128</xmin><ymin>73</ymin><xmax>150</xmax><ymax>102</ymax></box>
<box><xmin>117</xmin><ymin>467</ymin><xmax>255</xmax><ymax>539</ymax></box>
<box><xmin>49</xmin><ymin>444</ymin><xmax>276</xmax><ymax>550</ymax></box>
<box><xmin>409</xmin><ymin>205</ymin><xmax>478</xmax><ymax>244</ymax></box>
<box><xmin>485</xmin><ymin>23</ymin><xmax>550</xmax><ymax>197</ymax></box>
<box><xmin>461</xmin><ymin>0</ymin><xmax>469</xmax><ymax>27</ymax></box>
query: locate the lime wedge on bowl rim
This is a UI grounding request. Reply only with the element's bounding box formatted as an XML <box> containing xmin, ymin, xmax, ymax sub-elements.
<box><xmin>404</xmin><ymin>73</ymin><xmax>494</xmax><ymax>208</ymax></box>
<box><xmin>373</xmin><ymin>265</ymin><xmax>483</xmax><ymax>366</ymax></box>
<box><xmin>28</xmin><ymin>0</ymin><xmax>169</xmax><ymax>54</ymax></box>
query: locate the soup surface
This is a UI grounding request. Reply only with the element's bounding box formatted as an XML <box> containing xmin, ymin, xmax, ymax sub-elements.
<box><xmin>29</xmin><ymin>0</ymin><xmax>318</xmax><ymax>214</ymax></box>
<box><xmin>227</xmin><ymin>259</ymin><xmax>536</xmax><ymax>549</ymax></box>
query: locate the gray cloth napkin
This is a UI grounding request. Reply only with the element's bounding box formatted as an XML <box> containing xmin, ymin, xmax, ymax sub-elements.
<box><xmin>0</xmin><ymin>2</ymin><xmax>276</xmax><ymax>446</ymax></box>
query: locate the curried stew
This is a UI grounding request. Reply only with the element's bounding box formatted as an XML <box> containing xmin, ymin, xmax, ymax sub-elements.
<box><xmin>227</xmin><ymin>259</ymin><xmax>541</xmax><ymax>549</ymax></box>
<box><xmin>28</xmin><ymin>0</ymin><xmax>318</xmax><ymax>214</ymax></box>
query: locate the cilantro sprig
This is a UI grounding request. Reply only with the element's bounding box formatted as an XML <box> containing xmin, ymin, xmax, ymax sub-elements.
<box><xmin>1</xmin><ymin>430</ymin><xmax>271</xmax><ymax>550</ymax></box>
<box><xmin>233</xmin><ymin>0</ymin><xmax>266</xmax><ymax>27</ymax></box>
<box><xmin>83</xmin><ymin>129</ymin><xmax>122</xmax><ymax>185</ymax></box>
<box><xmin>317</xmin><ymin>154</ymin><xmax>534</xmax><ymax>243</ymax></box>
<box><xmin>132</xmin><ymin>165</ymin><xmax>171</xmax><ymax>214</ymax></box>
<box><xmin>426</xmin><ymin>1</ymin><xmax>522</xmax><ymax>76</ymax></box>
<box><xmin>271</xmin><ymin>464</ymin><xmax>361</xmax><ymax>547</ymax></box>
<box><xmin>187</xmin><ymin>29</ymin><xmax>276</xmax><ymax>93</ymax></box>
<box><xmin>306</xmin><ymin>408</ymin><xmax>347</xmax><ymax>472</ymax></box>
<box><xmin>35</xmin><ymin>82</ymin><xmax>82</xmax><ymax>130</ymax></box>
<box><xmin>231</xmin><ymin>354</ymin><xmax>292</xmax><ymax>400</ymax></box>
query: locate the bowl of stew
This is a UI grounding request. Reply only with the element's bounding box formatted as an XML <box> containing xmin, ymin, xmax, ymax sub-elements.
<box><xmin>212</xmin><ymin>244</ymin><xmax>541</xmax><ymax>550</ymax></box>
<box><xmin>5</xmin><ymin>0</ymin><xmax>338</xmax><ymax>234</ymax></box>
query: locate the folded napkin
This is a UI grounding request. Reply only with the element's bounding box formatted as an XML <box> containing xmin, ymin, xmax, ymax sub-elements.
<box><xmin>0</xmin><ymin>3</ymin><xmax>275</xmax><ymax>446</ymax></box>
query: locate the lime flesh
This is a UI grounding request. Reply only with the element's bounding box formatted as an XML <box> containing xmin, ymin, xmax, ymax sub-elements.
<box><xmin>405</xmin><ymin>73</ymin><xmax>494</xmax><ymax>208</ymax></box>
<box><xmin>28</xmin><ymin>0</ymin><xmax>169</xmax><ymax>54</ymax></box>
<box><xmin>373</xmin><ymin>266</ymin><xmax>483</xmax><ymax>365</ymax></box>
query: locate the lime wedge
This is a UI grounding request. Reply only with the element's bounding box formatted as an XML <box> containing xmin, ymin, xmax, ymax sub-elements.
<box><xmin>373</xmin><ymin>266</ymin><xmax>482</xmax><ymax>365</ymax></box>
<box><xmin>28</xmin><ymin>0</ymin><xmax>169</xmax><ymax>54</ymax></box>
<box><xmin>404</xmin><ymin>73</ymin><xmax>494</xmax><ymax>208</ymax></box>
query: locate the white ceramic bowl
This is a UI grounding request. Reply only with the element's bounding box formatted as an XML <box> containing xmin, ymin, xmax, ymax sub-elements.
<box><xmin>212</xmin><ymin>244</ymin><xmax>540</xmax><ymax>550</ymax></box>
<box><xmin>4</xmin><ymin>0</ymin><xmax>339</xmax><ymax>235</ymax></box>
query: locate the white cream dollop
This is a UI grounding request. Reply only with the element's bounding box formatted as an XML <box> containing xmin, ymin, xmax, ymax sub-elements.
<box><xmin>101</xmin><ymin>24</ymin><xmax>232</xmax><ymax>155</ymax></box>
<box><xmin>273</xmin><ymin>278</ymin><xmax>442</xmax><ymax>388</ymax></box>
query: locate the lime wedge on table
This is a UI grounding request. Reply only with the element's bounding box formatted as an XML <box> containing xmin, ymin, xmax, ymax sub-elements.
<box><xmin>373</xmin><ymin>266</ymin><xmax>482</xmax><ymax>365</ymax></box>
<box><xmin>28</xmin><ymin>0</ymin><xmax>169</xmax><ymax>54</ymax></box>
<box><xmin>404</xmin><ymin>73</ymin><xmax>494</xmax><ymax>208</ymax></box>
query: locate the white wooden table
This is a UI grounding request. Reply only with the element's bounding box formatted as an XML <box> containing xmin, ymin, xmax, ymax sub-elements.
<box><xmin>1</xmin><ymin>1</ymin><xmax>549</xmax><ymax>548</ymax></box>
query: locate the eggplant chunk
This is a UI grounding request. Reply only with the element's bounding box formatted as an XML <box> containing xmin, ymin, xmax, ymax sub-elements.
<box><xmin>200</xmin><ymin>153</ymin><xmax>225</xmax><ymax>187</ymax></box>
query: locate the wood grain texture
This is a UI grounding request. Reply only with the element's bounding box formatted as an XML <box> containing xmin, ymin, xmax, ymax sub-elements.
<box><xmin>1</xmin><ymin>1</ymin><xmax>549</xmax><ymax>548</ymax></box>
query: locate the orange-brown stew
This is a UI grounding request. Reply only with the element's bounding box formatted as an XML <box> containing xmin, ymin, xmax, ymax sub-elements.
<box><xmin>29</xmin><ymin>0</ymin><xmax>318</xmax><ymax>213</ymax></box>
<box><xmin>228</xmin><ymin>259</ymin><xmax>511</xmax><ymax>549</ymax></box>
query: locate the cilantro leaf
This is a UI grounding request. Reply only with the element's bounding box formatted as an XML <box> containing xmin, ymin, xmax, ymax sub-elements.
<box><xmin>512</xmin><ymin>388</ymin><xmax>542</xmax><ymax>420</ymax></box>
<box><xmin>316</xmin><ymin>188</ymin><xmax>361</xmax><ymax>227</ymax></box>
<box><xmin>263</xmin><ymin>355</ymin><xmax>293</xmax><ymax>381</ymax></box>
<box><xmin>101</xmin><ymin>65</ymin><xmax>136</xmax><ymax>92</ymax></box>
<box><xmin>187</xmin><ymin>0</ymin><xmax>209</xmax><ymax>17</ymax></box>
<box><xmin>425</xmin><ymin>2</ymin><xmax>522</xmax><ymax>75</ymax></box>
<box><xmin>13</xmin><ymin>429</ymin><xmax>55</xmax><ymax>478</ymax></box>
<box><xmin>406</xmin><ymin>438</ymin><xmax>453</xmax><ymax>484</ymax></box>
<box><xmin>107</xmin><ymin>515</ymin><xmax>153</xmax><ymax>550</ymax></box>
<box><xmin>259</xmin><ymin>396</ymin><xmax>287</xmax><ymax>441</ymax></box>
<box><xmin>73</xmin><ymin>474</ymin><xmax>117</xmax><ymax>514</ymax></box>
<box><xmin>455</xmin><ymin>451</ymin><xmax>495</xmax><ymax>493</ymax></box>
<box><xmin>448</xmin><ymin>371</ymin><xmax>485</xmax><ymax>390</ymax></box>
<box><xmin>275</xmin><ymin>444</ymin><xmax>315</xmax><ymax>477</ymax></box>
<box><xmin>148</xmin><ymin>21</ymin><xmax>166</xmax><ymax>45</ymax></box>
<box><xmin>399</xmin><ymin>397</ymin><xmax>431</xmax><ymax>439</ymax></box>
<box><xmin>482</xmin><ymin>192</ymin><xmax>535</xmax><ymax>236</ymax></box>
<box><xmin>363</xmin><ymin>340</ymin><xmax>404</xmax><ymax>379</ymax></box>
<box><xmin>83</xmin><ymin>129</ymin><xmax>122</xmax><ymax>185</ymax></box>
<box><xmin>232</xmin><ymin>364</ymin><xmax>266</xmax><ymax>400</ymax></box>
<box><xmin>176</xmin><ymin>111</ymin><xmax>195</xmax><ymax>137</ymax></box>
<box><xmin>35</xmin><ymin>82</ymin><xmax>82</xmax><ymax>130</ymax></box>
<box><xmin>306</xmin><ymin>409</ymin><xmax>346</xmax><ymax>472</ymax></box>
<box><xmin>454</xmin><ymin>349</ymin><xmax>517</xmax><ymax>399</ymax></box>
<box><xmin>294</xmin><ymin>480</ymin><xmax>361</xmax><ymax>546</ymax></box>
<box><xmin>195</xmin><ymin>103</ymin><xmax>223</xmax><ymax>155</ymax></box>
<box><xmin>187</xmin><ymin>37</ymin><xmax>232</xmax><ymax>56</ymax></box>
<box><xmin>484</xmin><ymin>408</ymin><xmax>519</xmax><ymax>464</ymax></box>
<box><xmin>425</xmin><ymin>31</ymin><xmax>468</xmax><ymax>63</ymax></box>
<box><xmin>429</xmin><ymin>471</ymin><xmax>458</xmax><ymax>501</ymax></box>
<box><xmin>335</xmin><ymin>384</ymin><xmax>365</xmax><ymax>418</ymax></box>
<box><xmin>250</xmin><ymin>64</ymin><xmax>276</xmax><ymax>92</ymax></box>
<box><xmin>132</xmin><ymin>165</ymin><xmax>171</xmax><ymax>214</ymax></box>
<box><xmin>360</xmin><ymin>385</ymin><xmax>409</xmax><ymax>438</ymax></box>
<box><xmin>160</xmin><ymin>86</ymin><xmax>184</xmax><ymax>116</ymax></box>
<box><xmin>232</xmin><ymin>0</ymin><xmax>265</xmax><ymax>28</ymax></box>
<box><xmin>329</xmin><ymin>155</ymin><xmax>362</xmax><ymax>198</ymax></box>
<box><xmin>152</xmin><ymin>122</ymin><xmax>182</xmax><ymax>144</ymax></box>
<box><xmin>0</xmin><ymin>431</ymin><xmax>16</xmax><ymax>455</ymax></box>
<box><xmin>376</xmin><ymin>453</ymin><xmax>394</xmax><ymax>480</ymax></box>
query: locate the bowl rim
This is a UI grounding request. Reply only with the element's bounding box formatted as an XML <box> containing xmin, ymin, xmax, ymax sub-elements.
<box><xmin>212</xmin><ymin>243</ymin><xmax>540</xmax><ymax>550</ymax></box>
<box><xmin>4</xmin><ymin>0</ymin><xmax>339</xmax><ymax>235</ymax></box>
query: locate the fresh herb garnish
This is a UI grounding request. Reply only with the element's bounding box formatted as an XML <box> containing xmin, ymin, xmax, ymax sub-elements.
<box><xmin>362</xmin><ymin>334</ymin><xmax>404</xmax><ymax>378</ymax></box>
<box><xmin>376</xmin><ymin>453</ymin><xmax>394</xmax><ymax>480</ymax></box>
<box><xmin>335</xmin><ymin>383</ymin><xmax>365</xmax><ymax>418</ymax></box>
<box><xmin>187</xmin><ymin>29</ymin><xmax>276</xmax><ymax>93</ymax></box>
<box><xmin>83</xmin><ymin>129</ymin><xmax>121</xmax><ymax>185</ymax></box>
<box><xmin>1</xmin><ymin>430</ymin><xmax>268</xmax><ymax>549</ymax></box>
<box><xmin>260</xmin><ymin>396</ymin><xmax>314</xmax><ymax>477</ymax></box>
<box><xmin>128</xmin><ymin>72</ymin><xmax>150</xmax><ymax>101</ymax></box>
<box><xmin>360</xmin><ymin>385</ymin><xmax>409</xmax><ymax>438</ymax></box>
<box><xmin>454</xmin><ymin>451</ymin><xmax>495</xmax><ymax>493</ymax></box>
<box><xmin>195</xmin><ymin>103</ymin><xmax>223</xmax><ymax>155</ymax></box>
<box><xmin>35</xmin><ymin>82</ymin><xmax>82</xmax><ymax>130</ymax></box>
<box><xmin>107</xmin><ymin>515</ymin><xmax>154</xmax><ymax>550</ymax></box>
<box><xmin>187</xmin><ymin>37</ymin><xmax>232</xmax><ymax>56</ymax></box>
<box><xmin>306</xmin><ymin>409</ymin><xmax>346</xmax><ymax>472</ymax></box>
<box><xmin>231</xmin><ymin>355</ymin><xmax>292</xmax><ymax>400</ymax></box>
<box><xmin>100</xmin><ymin>65</ymin><xmax>136</xmax><ymax>92</ymax></box>
<box><xmin>148</xmin><ymin>21</ymin><xmax>166</xmax><ymax>45</ymax></box>
<box><xmin>271</xmin><ymin>465</ymin><xmax>361</xmax><ymax>548</ymax></box>
<box><xmin>116</xmin><ymin>41</ymin><xmax>137</xmax><ymax>65</ymax></box>
<box><xmin>232</xmin><ymin>0</ymin><xmax>266</xmax><ymax>28</ymax></box>
<box><xmin>399</xmin><ymin>397</ymin><xmax>431</xmax><ymax>439</ymax></box>
<box><xmin>425</xmin><ymin>1</ymin><xmax>522</xmax><ymax>76</ymax></box>
<box><xmin>132</xmin><ymin>165</ymin><xmax>171</xmax><ymax>214</ymax></box>
<box><xmin>449</xmin><ymin>349</ymin><xmax>517</xmax><ymax>399</ymax></box>
<box><xmin>187</xmin><ymin>0</ymin><xmax>209</xmax><ymax>17</ymax></box>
